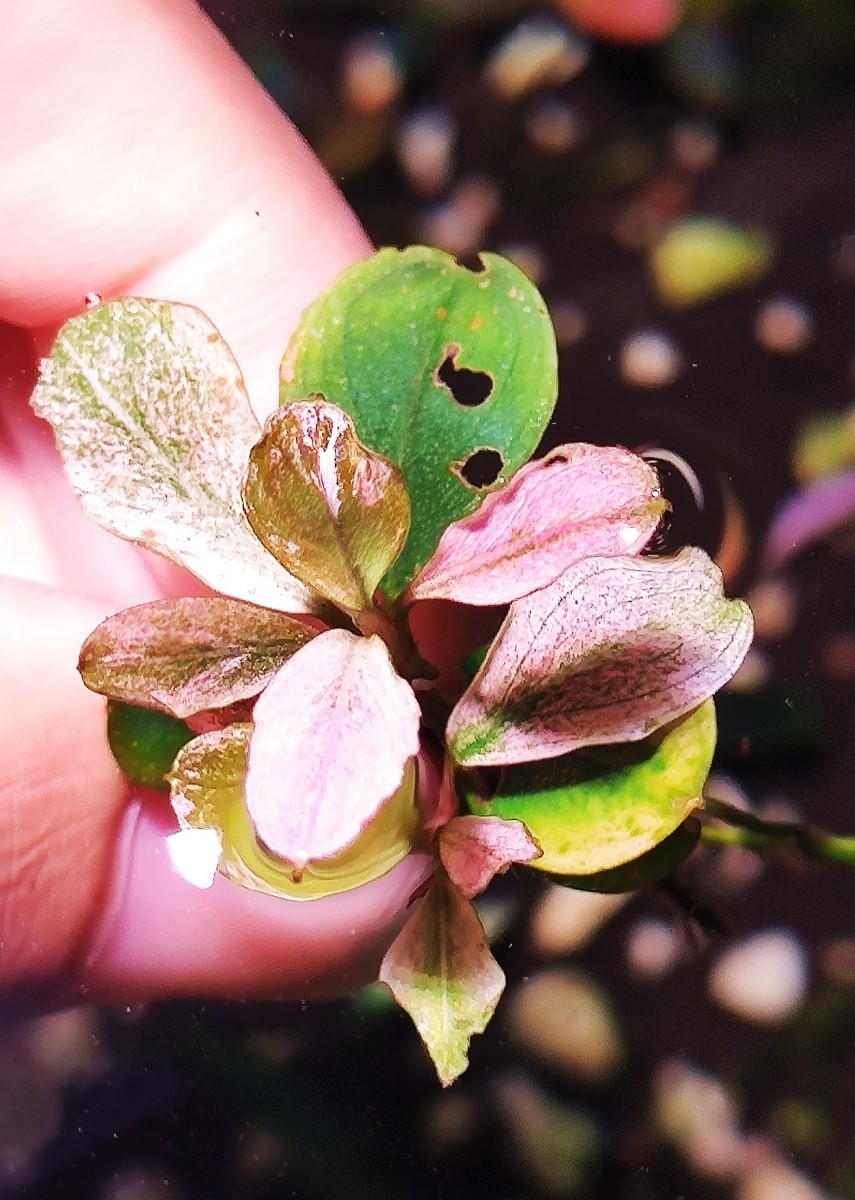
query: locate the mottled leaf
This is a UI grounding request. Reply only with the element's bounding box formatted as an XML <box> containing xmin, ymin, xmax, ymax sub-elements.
<box><xmin>168</xmin><ymin>724</ymin><xmax>419</xmax><ymax>898</ymax></box>
<box><xmin>245</xmin><ymin>629</ymin><xmax>421</xmax><ymax>870</ymax></box>
<box><xmin>408</xmin><ymin>443</ymin><xmax>665</xmax><ymax>605</ymax></box>
<box><xmin>551</xmin><ymin>818</ymin><xmax>702</xmax><ymax>893</ymax></box>
<box><xmin>107</xmin><ymin>701</ymin><xmax>194</xmax><ymax>789</ymax></box>
<box><xmin>439</xmin><ymin>815</ymin><xmax>541</xmax><ymax>897</ymax></box>
<box><xmin>279</xmin><ymin>247</ymin><xmax>558</xmax><ymax>597</ymax></box>
<box><xmin>448</xmin><ymin>548</ymin><xmax>752</xmax><ymax>766</ymax></box>
<box><xmin>31</xmin><ymin>299</ymin><xmax>319</xmax><ymax>612</ymax></box>
<box><xmin>80</xmin><ymin>597</ymin><xmax>317</xmax><ymax>718</ymax></box>
<box><xmin>464</xmin><ymin>702</ymin><xmax>715</xmax><ymax>876</ymax></box>
<box><xmin>379</xmin><ymin>872</ymin><xmax>505</xmax><ymax>1086</ymax></box>
<box><xmin>244</xmin><ymin>400</ymin><xmax>409</xmax><ymax>611</ymax></box>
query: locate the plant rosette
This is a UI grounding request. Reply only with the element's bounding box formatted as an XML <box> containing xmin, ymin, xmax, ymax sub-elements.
<box><xmin>31</xmin><ymin>246</ymin><xmax>753</xmax><ymax>1085</ymax></box>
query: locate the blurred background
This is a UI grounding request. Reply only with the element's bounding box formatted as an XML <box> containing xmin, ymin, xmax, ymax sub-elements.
<box><xmin>2</xmin><ymin>1</ymin><xmax>854</xmax><ymax>1197</ymax></box>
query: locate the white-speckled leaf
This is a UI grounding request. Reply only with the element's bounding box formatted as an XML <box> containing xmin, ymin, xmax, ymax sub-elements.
<box><xmin>379</xmin><ymin>872</ymin><xmax>506</xmax><ymax>1086</ymax></box>
<box><xmin>408</xmin><ymin>444</ymin><xmax>664</xmax><ymax>605</ymax></box>
<box><xmin>79</xmin><ymin>597</ymin><xmax>317</xmax><ymax>718</ymax></box>
<box><xmin>244</xmin><ymin>629</ymin><xmax>421</xmax><ymax>869</ymax></box>
<box><xmin>439</xmin><ymin>815</ymin><xmax>541</xmax><ymax>898</ymax></box>
<box><xmin>244</xmin><ymin>401</ymin><xmax>410</xmax><ymax>611</ymax></box>
<box><xmin>30</xmin><ymin>299</ymin><xmax>319</xmax><ymax>612</ymax></box>
<box><xmin>448</xmin><ymin>547</ymin><xmax>753</xmax><ymax>766</ymax></box>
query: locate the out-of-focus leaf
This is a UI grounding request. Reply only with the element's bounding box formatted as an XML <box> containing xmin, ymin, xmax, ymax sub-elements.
<box><xmin>107</xmin><ymin>701</ymin><xmax>194</xmax><ymax>789</ymax></box>
<box><xmin>447</xmin><ymin>548</ymin><xmax>752</xmax><ymax>767</ymax></box>
<box><xmin>80</xmin><ymin>597</ymin><xmax>316</xmax><ymax>718</ymax></box>
<box><xmin>31</xmin><ymin>299</ymin><xmax>319</xmax><ymax>613</ymax></box>
<box><xmin>407</xmin><ymin>443</ymin><xmax>664</xmax><ymax>605</ymax></box>
<box><xmin>168</xmin><ymin>724</ymin><xmax>419</xmax><ymax>898</ymax></box>
<box><xmin>464</xmin><ymin>702</ymin><xmax>715</xmax><ymax>876</ymax></box>
<box><xmin>761</xmin><ymin>469</ymin><xmax>855</xmax><ymax>572</ymax></box>
<box><xmin>379</xmin><ymin>872</ymin><xmax>505</xmax><ymax>1086</ymax></box>
<box><xmin>650</xmin><ymin>217</ymin><xmax>772</xmax><ymax>307</ymax></box>
<box><xmin>439</xmin><ymin>815</ymin><xmax>541</xmax><ymax>897</ymax></box>
<box><xmin>551</xmin><ymin>818</ymin><xmax>702</xmax><ymax>892</ymax></box>
<box><xmin>244</xmin><ymin>400</ymin><xmax>410</xmax><ymax>611</ymax></box>
<box><xmin>245</xmin><ymin>630</ymin><xmax>421</xmax><ymax>870</ymax></box>
<box><xmin>279</xmin><ymin>246</ymin><xmax>558</xmax><ymax>597</ymax></box>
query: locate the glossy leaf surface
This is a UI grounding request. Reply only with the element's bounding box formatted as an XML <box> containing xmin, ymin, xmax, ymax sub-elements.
<box><xmin>279</xmin><ymin>247</ymin><xmax>558</xmax><ymax>597</ymax></box>
<box><xmin>379</xmin><ymin>872</ymin><xmax>505</xmax><ymax>1086</ymax></box>
<box><xmin>448</xmin><ymin>548</ymin><xmax>752</xmax><ymax>766</ymax></box>
<box><xmin>465</xmin><ymin>702</ymin><xmax>715</xmax><ymax>875</ymax></box>
<box><xmin>31</xmin><ymin>299</ymin><xmax>318</xmax><ymax>612</ymax></box>
<box><xmin>244</xmin><ymin>400</ymin><xmax>409</xmax><ymax>611</ymax></box>
<box><xmin>439</xmin><ymin>815</ymin><xmax>541</xmax><ymax>897</ymax></box>
<box><xmin>80</xmin><ymin>597</ymin><xmax>316</xmax><ymax>718</ymax></box>
<box><xmin>408</xmin><ymin>443</ymin><xmax>664</xmax><ymax>605</ymax></box>
<box><xmin>107</xmin><ymin>701</ymin><xmax>193</xmax><ymax>789</ymax></box>
<box><xmin>244</xmin><ymin>630</ymin><xmax>421</xmax><ymax>869</ymax></box>
<box><xmin>168</xmin><ymin>724</ymin><xmax>419</xmax><ymax>898</ymax></box>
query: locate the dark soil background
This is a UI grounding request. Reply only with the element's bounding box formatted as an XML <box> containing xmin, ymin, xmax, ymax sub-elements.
<box><xmin>4</xmin><ymin>3</ymin><xmax>855</xmax><ymax>1198</ymax></box>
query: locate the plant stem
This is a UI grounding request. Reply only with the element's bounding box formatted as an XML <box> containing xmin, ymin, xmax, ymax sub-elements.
<box><xmin>701</xmin><ymin>797</ymin><xmax>855</xmax><ymax>866</ymax></box>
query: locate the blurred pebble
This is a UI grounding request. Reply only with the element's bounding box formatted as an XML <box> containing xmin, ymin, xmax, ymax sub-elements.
<box><xmin>705</xmin><ymin>843</ymin><xmax>766</xmax><ymax>895</ymax></box>
<box><xmin>614</xmin><ymin>201</ymin><xmax>670</xmax><ymax>249</ymax></box>
<box><xmin>507</xmin><ymin>967</ymin><xmax>624</xmax><ymax>1083</ymax></box>
<box><xmin>420</xmin><ymin>176</ymin><xmax>501</xmax><ymax>257</ymax></box>
<box><xmin>101</xmin><ymin>1169</ymin><xmax>182</xmax><ymax>1200</ymax></box>
<box><xmin>650</xmin><ymin>218</ymin><xmax>772</xmax><ymax>308</ymax></box>
<box><xmin>396</xmin><ymin>107</ymin><xmax>456</xmax><ymax>196</ymax></box>
<box><xmin>625</xmin><ymin>917</ymin><xmax>683</xmax><ymax>981</ymax></box>
<box><xmin>747</xmin><ymin>578</ymin><xmax>797</xmax><ymax>643</ymax></box>
<box><xmin>525</xmin><ymin>99</ymin><xmax>585</xmax><ymax>154</ymax></box>
<box><xmin>620</xmin><ymin>329</ymin><xmax>682</xmax><ymax>387</ymax></box>
<box><xmin>237</xmin><ymin>1126</ymin><xmax>289</xmax><ymax>1179</ymax></box>
<box><xmin>708</xmin><ymin>929</ymin><xmax>808</xmax><ymax>1024</ymax></box>
<box><xmin>0</xmin><ymin>1031</ymin><xmax>63</xmax><ymax>1174</ymax></box>
<box><xmin>550</xmin><ymin>300</ymin><xmax>588</xmax><ymax>347</ymax></box>
<box><xmin>737</xmin><ymin>1144</ymin><xmax>829</xmax><ymax>1200</ymax></box>
<box><xmin>529</xmin><ymin>883</ymin><xmax>625</xmax><ymax>955</ymax></box>
<box><xmin>755</xmin><ymin>297</ymin><xmax>814</xmax><ymax>354</ymax></box>
<box><xmin>422</xmin><ymin>1091</ymin><xmax>479</xmax><ymax>1154</ymax></box>
<box><xmin>669</xmin><ymin>118</ymin><xmax>720</xmax><ymax>173</ymax></box>
<box><xmin>342</xmin><ymin>32</ymin><xmax>403</xmax><ymax>114</ymax></box>
<box><xmin>792</xmin><ymin>409</ymin><xmax>855</xmax><ymax>484</ymax></box>
<box><xmin>26</xmin><ymin>1008</ymin><xmax>108</xmax><ymax>1085</ymax></box>
<box><xmin>821</xmin><ymin>630</ymin><xmax>855</xmax><ymax>681</ymax></box>
<box><xmin>493</xmin><ymin>1071</ymin><xmax>601</xmax><ymax>1198</ymax></box>
<box><xmin>831</xmin><ymin>231</ymin><xmax>855</xmax><ymax>282</ymax></box>
<box><xmin>485</xmin><ymin>18</ymin><xmax>590</xmax><ymax>100</ymax></box>
<box><xmin>726</xmin><ymin>647</ymin><xmax>772</xmax><ymax>693</ymax></box>
<box><xmin>497</xmin><ymin>241</ymin><xmax>547</xmax><ymax>284</ymax></box>
<box><xmin>244</xmin><ymin>1029</ymin><xmax>301</xmax><ymax>1066</ymax></box>
<box><xmin>818</xmin><ymin>935</ymin><xmax>855</xmax><ymax>986</ymax></box>
<box><xmin>652</xmin><ymin>1058</ymin><xmax>748</xmax><ymax>1181</ymax></box>
<box><xmin>554</xmin><ymin>0</ymin><xmax>680</xmax><ymax>44</ymax></box>
<box><xmin>769</xmin><ymin>1099</ymin><xmax>831</xmax><ymax>1154</ymax></box>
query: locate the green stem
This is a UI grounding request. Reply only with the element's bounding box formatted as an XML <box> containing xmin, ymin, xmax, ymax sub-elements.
<box><xmin>701</xmin><ymin>797</ymin><xmax>855</xmax><ymax>866</ymax></box>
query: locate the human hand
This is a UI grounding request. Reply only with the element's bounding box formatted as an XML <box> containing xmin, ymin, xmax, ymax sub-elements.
<box><xmin>0</xmin><ymin>0</ymin><xmax>677</xmax><ymax>1013</ymax></box>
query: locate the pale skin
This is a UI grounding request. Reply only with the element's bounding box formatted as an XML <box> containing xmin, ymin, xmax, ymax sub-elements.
<box><xmin>0</xmin><ymin>0</ymin><xmax>676</xmax><ymax>1009</ymax></box>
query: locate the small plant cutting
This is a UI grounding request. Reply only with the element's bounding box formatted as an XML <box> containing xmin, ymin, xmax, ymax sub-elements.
<box><xmin>32</xmin><ymin>246</ymin><xmax>754</xmax><ymax>1085</ymax></box>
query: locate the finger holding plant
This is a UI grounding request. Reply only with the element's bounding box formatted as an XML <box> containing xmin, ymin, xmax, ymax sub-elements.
<box><xmin>32</xmin><ymin>245</ymin><xmax>753</xmax><ymax>1084</ymax></box>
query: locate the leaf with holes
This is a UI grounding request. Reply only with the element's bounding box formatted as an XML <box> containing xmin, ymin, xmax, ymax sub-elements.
<box><xmin>464</xmin><ymin>702</ymin><xmax>715</xmax><ymax>876</ymax></box>
<box><xmin>379</xmin><ymin>872</ymin><xmax>506</xmax><ymax>1086</ymax></box>
<box><xmin>447</xmin><ymin>548</ymin><xmax>752</xmax><ymax>766</ymax></box>
<box><xmin>407</xmin><ymin>443</ymin><xmax>665</xmax><ymax>605</ymax></box>
<box><xmin>80</xmin><ymin>597</ymin><xmax>317</xmax><ymax>718</ymax></box>
<box><xmin>31</xmin><ymin>299</ymin><xmax>320</xmax><ymax>613</ymax></box>
<box><xmin>244</xmin><ymin>629</ymin><xmax>422</xmax><ymax>871</ymax></box>
<box><xmin>243</xmin><ymin>401</ymin><xmax>410</xmax><ymax>611</ymax></box>
<box><xmin>439</xmin><ymin>815</ymin><xmax>541</xmax><ymax>898</ymax></box>
<box><xmin>279</xmin><ymin>246</ymin><xmax>558</xmax><ymax>597</ymax></box>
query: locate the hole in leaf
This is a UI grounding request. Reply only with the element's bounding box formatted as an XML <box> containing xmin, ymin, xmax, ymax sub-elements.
<box><xmin>454</xmin><ymin>447</ymin><xmax>505</xmax><ymax>489</ymax></box>
<box><xmin>436</xmin><ymin>347</ymin><xmax>493</xmax><ymax>408</ymax></box>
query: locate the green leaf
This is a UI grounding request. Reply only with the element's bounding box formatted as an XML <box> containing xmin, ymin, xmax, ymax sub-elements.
<box><xmin>379</xmin><ymin>872</ymin><xmax>505</xmax><ymax>1086</ymax></box>
<box><xmin>463</xmin><ymin>701</ymin><xmax>716</xmax><ymax>876</ymax></box>
<box><xmin>107</xmin><ymin>701</ymin><xmax>194</xmax><ymax>789</ymax></box>
<box><xmin>168</xmin><ymin>724</ymin><xmax>420</xmax><ymax>898</ymax></box>
<box><xmin>243</xmin><ymin>401</ymin><xmax>410</xmax><ymax>611</ymax></box>
<box><xmin>31</xmin><ymin>299</ymin><xmax>320</xmax><ymax>613</ymax></box>
<box><xmin>80</xmin><ymin>597</ymin><xmax>317</xmax><ymax>718</ymax></box>
<box><xmin>550</xmin><ymin>818</ymin><xmax>701</xmax><ymax>893</ymax></box>
<box><xmin>279</xmin><ymin>247</ymin><xmax>558</xmax><ymax>597</ymax></box>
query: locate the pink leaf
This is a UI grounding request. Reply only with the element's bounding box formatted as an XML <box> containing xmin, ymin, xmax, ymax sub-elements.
<box><xmin>407</xmin><ymin>443</ymin><xmax>664</xmax><ymax>605</ymax></box>
<box><xmin>439</xmin><ymin>815</ymin><xmax>541</xmax><ymax>897</ymax></box>
<box><xmin>379</xmin><ymin>872</ymin><xmax>506</xmax><ymax>1086</ymax></box>
<box><xmin>447</xmin><ymin>547</ymin><xmax>753</xmax><ymax>766</ymax></box>
<box><xmin>761</xmin><ymin>468</ymin><xmax>855</xmax><ymax>572</ymax></box>
<box><xmin>244</xmin><ymin>629</ymin><xmax>421</xmax><ymax>870</ymax></box>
